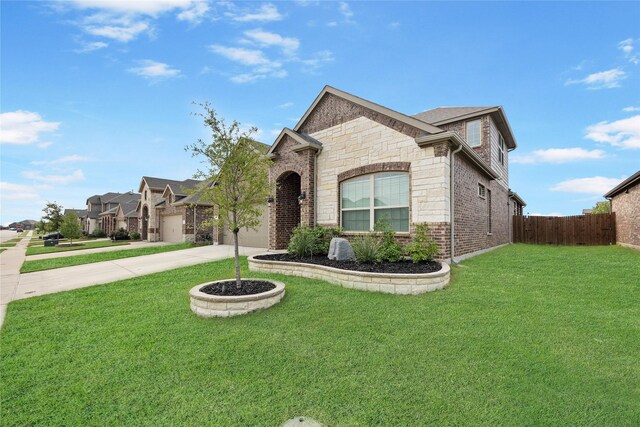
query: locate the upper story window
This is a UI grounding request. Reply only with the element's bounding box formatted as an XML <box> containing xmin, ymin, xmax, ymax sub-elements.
<box><xmin>144</xmin><ymin>190</ymin><xmax>147</xmax><ymax>201</ymax></box>
<box><xmin>466</xmin><ymin>119</ymin><xmax>482</xmax><ymax>147</ymax></box>
<box><xmin>478</xmin><ymin>183</ymin><xmax>486</xmax><ymax>198</ymax></box>
<box><xmin>341</xmin><ymin>172</ymin><xmax>409</xmax><ymax>232</ymax></box>
<box><xmin>498</xmin><ymin>133</ymin><xmax>505</xmax><ymax>165</ymax></box>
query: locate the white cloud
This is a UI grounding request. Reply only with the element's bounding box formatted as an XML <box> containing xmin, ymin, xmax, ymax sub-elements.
<box><xmin>622</xmin><ymin>106</ymin><xmax>640</xmax><ymax>112</ymax></box>
<box><xmin>618</xmin><ymin>38</ymin><xmax>639</xmax><ymax>65</ymax></box>
<box><xmin>37</xmin><ymin>141</ymin><xmax>54</xmax><ymax>149</ymax></box>
<box><xmin>31</xmin><ymin>155</ymin><xmax>91</xmax><ymax>166</ymax></box>
<box><xmin>550</xmin><ymin>176</ymin><xmax>624</xmax><ymax>195</ymax></box>
<box><xmin>176</xmin><ymin>1</ymin><xmax>209</xmax><ymax>23</ymax></box>
<box><xmin>64</xmin><ymin>1</ymin><xmax>208</xmax><ymax>43</ymax></box>
<box><xmin>566</xmin><ymin>68</ymin><xmax>627</xmax><ymax>89</ymax></box>
<box><xmin>299</xmin><ymin>50</ymin><xmax>334</xmax><ymax>72</ymax></box>
<box><xmin>128</xmin><ymin>60</ymin><xmax>181</xmax><ymax>80</ymax></box>
<box><xmin>230</xmin><ymin>3</ymin><xmax>282</xmax><ymax>22</ymax></box>
<box><xmin>339</xmin><ymin>2</ymin><xmax>354</xmax><ymax>23</ymax></box>
<box><xmin>279</xmin><ymin>102</ymin><xmax>293</xmax><ymax>109</ymax></box>
<box><xmin>0</xmin><ymin>182</ymin><xmax>50</xmax><ymax>203</ymax></box>
<box><xmin>209</xmin><ymin>45</ymin><xmax>271</xmax><ymax>66</ymax></box>
<box><xmin>269</xmin><ymin>128</ymin><xmax>282</xmax><ymax>137</ymax></box>
<box><xmin>585</xmin><ymin>115</ymin><xmax>640</xmax><ymax>149</ymax></box>
<box><xmin>243</xmin><ymin>29</ymin><xmax>299</xmax><ymax>55</ymax></box>
<box><xmin>0</xmin><ymin>110</ymin><xmax>60</xmax><ymax>145</ymax></box>
<box><xmin>389</xmin><ymin>21</ymin><xmax>400</xmax><ymax>29</ymax></box>
<box><xmin>511</xmin><ymin>148</ymin><xmax>606</xmax><ymax>164</ymax></box>
<box><xmin>74</xmin><ymin>40</ymin><xmax>109</xmax><ymax>53</ymax></box>
<box><xmin>230</xmin><ymin>73</ymin><xmax>266</xmax><ymax>84</ymax></box>
<box><xmin>22</xmin><ymin>169</ymin><xmax>86</xmax><ymax>185</ymax></box>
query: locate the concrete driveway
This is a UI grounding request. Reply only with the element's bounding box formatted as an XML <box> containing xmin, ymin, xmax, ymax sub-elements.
<box><xmin>0</xmin><ymin>238</ymin><xmax>267</xmax><ymax>329</ymax></box>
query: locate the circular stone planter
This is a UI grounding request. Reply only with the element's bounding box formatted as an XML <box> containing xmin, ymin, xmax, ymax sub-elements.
<box><xmin>248</xmin><ymin>255</ymin><xmax>449</xmax><ymax>295</ymax></box>
<box><xmin>189</xmin><ymin>279</ymin><xmax>285</xmax><ymax>318</ymax></box>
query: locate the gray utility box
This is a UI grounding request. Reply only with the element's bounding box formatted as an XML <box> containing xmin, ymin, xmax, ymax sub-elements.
<box><xmin>44</xmin><ymin>239</ymin><xmax>58</xmax><ymax>247</ymax></box>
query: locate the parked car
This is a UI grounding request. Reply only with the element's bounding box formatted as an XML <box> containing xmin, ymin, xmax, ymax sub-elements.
<box><xmin>42</xmin><ymin>232</ymin><xmax>64</xmax><ymax>240</ymax></box>
<box><xmin>16</xmin><ymin>229</ymin><xmax>24</xmax><ymax>233</ymax></box>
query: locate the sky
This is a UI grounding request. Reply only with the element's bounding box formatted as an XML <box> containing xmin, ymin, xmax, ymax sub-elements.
<box><xmin>1</xmin><ymin>1</ymin><xmax>639</xmax><ymax>225</ymax></box>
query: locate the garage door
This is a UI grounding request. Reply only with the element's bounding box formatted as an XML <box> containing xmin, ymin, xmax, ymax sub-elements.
<box><xmin>161</xmin><ymin>215</ymin><xmax>183</xmax><ymax>243</ymax></box>
<box><xmin>222</xmin><ymin>205</ymin><xmax>269</xmax><ymax>248</ymax></box>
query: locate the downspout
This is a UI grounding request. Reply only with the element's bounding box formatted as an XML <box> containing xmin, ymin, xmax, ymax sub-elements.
<box><xmin>449</xmin><ymin>142</ymin><xmax>463</xmax><ymax>264</ymax></box>
<box><xmin>193</xmin><ymin>204</ymin><xmax>197</xmax><ymax>243</ymax></box>
<box><xmin>314</xmin><ymin>152</ymin><xmax>319</xmax><ymax>226</ymax></box>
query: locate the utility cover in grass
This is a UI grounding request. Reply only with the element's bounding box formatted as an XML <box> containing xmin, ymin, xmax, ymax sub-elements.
<box><xmin>282</xmin><ymin>417</ymin><xmax>323</xmax><ymax>427</ymax></box>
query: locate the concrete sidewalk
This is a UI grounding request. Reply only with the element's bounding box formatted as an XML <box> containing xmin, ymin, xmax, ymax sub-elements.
<box><xmin>1</xmin><ymin>241</ymin><xmax>267</xmax><ymax>329</ymax></box>
<box><xmin>0</xmin><ymin>231</ymin><xmax>33</xmax><ymax>327</ymax></box>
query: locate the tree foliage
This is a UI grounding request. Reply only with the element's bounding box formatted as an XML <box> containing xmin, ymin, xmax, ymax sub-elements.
<box><xmin>42</xmin><ymin>201</ymin><xmax>63</xmax><ymax>232</ymax></box>
<box><xmin>60</xmin><ymin>211</ymin><xmax>83</xmax><ymax>244</ymax></box>
<box><xmin>591</xmin><ymin>201</ymin><xmax>611</xmax><ymax>214</ymax></box>
<box><xmin>186</xmin><ymin>103</ymin><xmax>272</xmax><ymax>289</ymax></box>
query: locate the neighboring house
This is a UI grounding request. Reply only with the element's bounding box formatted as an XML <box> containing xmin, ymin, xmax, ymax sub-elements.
<box><xmin>63</xmin><ymin>209</ymin><xmax>87</xmax><ymax>231</ymax></box>
<box><xmin>137</xmin><ymin>177</ymin><xmax>216</xmax><ymax>243</ymax></box>
<box><xmin>266</xmin><ymin>85</ymin><xmax>523</xmax><ymax>260</ymax></box>
<box><xmin>84</xmin><ymin>192</ymin><xmax>140</xmax><ymax>234</ymax></box>
<box><xmin>604</xmin><ymin>170</ymin><xmax>640</xmax><ymax>249</ymax></box>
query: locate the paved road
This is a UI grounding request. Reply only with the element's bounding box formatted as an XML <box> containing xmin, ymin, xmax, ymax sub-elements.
<box><xmin>0</xmin><ymin>236</ymin><xmax>267</xmax><ymax>330</ymax></box>
<box><xmin>0</xmin><ymin>229</ymin><xmax>24</xmax><ymax>243</ymax></box>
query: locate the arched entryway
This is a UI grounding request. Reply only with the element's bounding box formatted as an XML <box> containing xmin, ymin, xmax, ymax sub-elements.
<box><xmin>274</xmin><ymin>171</ymin><xmax>301</xmax><ymax>249</ymax></box>
<box><xmin>141</xmin><ymin>205</ymin><xmax>149</xmax><ymax>240</ymax></box>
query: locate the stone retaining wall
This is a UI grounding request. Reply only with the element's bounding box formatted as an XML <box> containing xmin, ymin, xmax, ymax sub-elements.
<box><xmin>248</xmin><ymin>256</ymin><xmax>449</xmax><ymax>295</ymax></box>
<box><xmin>190</xmin><ymin>279</ymin><xmax>285</xmax><ymax>317</ymax></box>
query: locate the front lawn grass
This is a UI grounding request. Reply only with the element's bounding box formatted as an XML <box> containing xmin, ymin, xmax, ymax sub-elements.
<box><xmin>21</xmin><ymin>242</ymin><xmax>195</xmax><ymax>273</ymax></box>
<box><xmin>25</xmin><ymin>240</ymin><xmax>129</xmax><ymax>256</ymax></box>
<box><xmin>1</xmin><ymin>244</ymin><xmax>638</xmax><ymax>426</ymax></box>
<box><xmin>0</xmin><ymin>243</ymin><xmax>17</xmax><ymax>247</ymax></box>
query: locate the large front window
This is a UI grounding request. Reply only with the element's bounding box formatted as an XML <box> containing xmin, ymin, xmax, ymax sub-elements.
<box><xmin>341</xmin><ymin>172</ymin><xmax>409</xmax><ymax>232</ymax></box>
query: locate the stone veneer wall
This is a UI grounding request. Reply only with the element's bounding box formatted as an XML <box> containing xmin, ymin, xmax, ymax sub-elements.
<box><xmin>611</xmin><ymin>184</ymin><xmax>640</xmax><ymax>248</ymax></box>
<box><xmin>311</xmin><ymin>116</ymin><xmax>451</xmax><ymax>227</ymax></box>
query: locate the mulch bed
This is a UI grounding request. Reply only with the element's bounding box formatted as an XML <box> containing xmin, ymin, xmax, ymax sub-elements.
<box><xmin>254</xmin><ymin>253</ymin><xmax>442</xmax><ymax>274</ymax></box>
<box><xmin>200</xmin><ymin>280</ymin><xmax>275</xmax><ymax>296</ymax></box>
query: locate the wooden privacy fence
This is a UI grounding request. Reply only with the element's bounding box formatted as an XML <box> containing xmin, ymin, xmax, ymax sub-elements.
<box><xmin>513</xmin><ymin>213</ymin><xmax>616</xmax><ymax>245</ymax></box>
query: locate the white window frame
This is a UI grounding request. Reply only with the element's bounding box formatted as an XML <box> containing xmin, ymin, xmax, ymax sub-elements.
<box><xmin>478</xmin><ymin>183</ymin><xmax>486</xmax><ymax>199</ymax></box>
<box><xmin>340</xmin><ymin>172</ymin><xmax>410</xmax><ymax>233</ymax></box>
<box><xmin>498</xmin><ymin>133</ymin><xmax>505</xmax><ymax>165</ymax></box>
<box><xmin>466</xmin><ymin>119</ymin><xmax>482</xmax><ymax>148</ymax></box>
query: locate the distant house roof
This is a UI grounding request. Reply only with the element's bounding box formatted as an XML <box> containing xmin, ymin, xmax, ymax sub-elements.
<box><xmin>604</xmin><ymin>170</ymin><xmax>640</xmax><ymax>198</ymax></box>
<box><xmin>64</xmin><ymin>208</ymin><xmax>87</xmax><ymax>217</ymax></box>
<box><xmin>582</xmin><ymin>209</ymin><xmax>593</xmax><ymax>215</ymax></box>
<box><xmin>139</xmin><ymin>176</ymin><xmax>201</xmax><ymax>192</ymax></box>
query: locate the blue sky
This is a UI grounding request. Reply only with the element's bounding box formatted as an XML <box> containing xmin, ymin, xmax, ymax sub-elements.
<box><xmin>1</xmin><ymin>1</ymin><xmax>639</xmax><ymax>225</ymax></box>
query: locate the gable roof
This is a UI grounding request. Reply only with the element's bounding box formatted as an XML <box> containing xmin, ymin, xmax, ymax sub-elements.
<box><xmin>604</xmin><ymin>170</ymin><xmax>640</xmax><ymax>198</ymax></box>
<box><xmin>267</xmin><ymin>128</ymin><xmax>323</xmax><ymax>157</ymax></box>
<box><xmin>139</xmin><ymin>176</ymin><xmax>201</xmax><ymax>193</ymax></box>
<box><xmin>412</xmin><ymin>106</ymin><xmax>517</xmax><ymax>149</ymax></box>
<box><xmin>293</xmin><ymin>85</ymin><xmax>444</xmax><ymax>136</ymax></box>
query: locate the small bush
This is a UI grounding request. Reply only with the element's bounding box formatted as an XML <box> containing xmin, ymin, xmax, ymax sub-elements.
<box><xmin>89</xmin><ymin>228</ymin><xmax>107</xmax><ymax>238</ymax></box>
<box><xmin>288</xmin><ymin>225</ymin><xmax>318</xmax><ymax>257</ymax></box>
<box><xmin>288</xmin><ymin>225</ymin><xmax>343</xmax><ymax>257</ymax></box>
<box><xmin>352</xmin><ymin>233</ymin><xmax>382</xmax><ymax>263</ymax></box>
<box><xmin>406</xmin><ymin>223</ymin><xmax>439</xmax><ymax>263</ymax></box>
<box><xmin>110</xmin><ymin>228</ymin><xmax>130</xmax><ymax>241</ymax></box>
<box><xmin>374</xmin><ymin>219</ymin><xmax>404</xmax><ymax>263</ymax></box>
<box><xmin>130</xmin><ymin>231</ymin><xmax>141</xmax><ymax>240</ymax></box>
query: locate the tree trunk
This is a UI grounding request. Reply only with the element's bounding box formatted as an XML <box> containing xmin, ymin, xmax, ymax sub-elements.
<box><xmin>232</xmin><ymin>210</ymin><xmax>241</xmax><ymax>289</ymax></box>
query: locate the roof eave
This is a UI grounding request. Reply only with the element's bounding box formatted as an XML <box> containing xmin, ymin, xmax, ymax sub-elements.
<box><xmin>604</xmin><ymin>171</ymin><xmax>640</xmax><ymax>198</ymax></box>
<box><xmin>415</xmin><ymin>132</ymin><xmax>499</xmax><ymax>180</ymax></box>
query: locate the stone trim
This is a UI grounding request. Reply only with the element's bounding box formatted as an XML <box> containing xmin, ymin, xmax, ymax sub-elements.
<box><xmin>248</xmin><ymin>255</ymin><xmax>449</xmax><ymax>295</ymax></box>
<box><xmin>189</xmin><ymin>279</ymin><xmax>285</xmax><ymax>317</ymax></box>
<box><xmin>337</xmin><ymin>162</ymin><xmax>411</xmax><ymax>183</ymax></box>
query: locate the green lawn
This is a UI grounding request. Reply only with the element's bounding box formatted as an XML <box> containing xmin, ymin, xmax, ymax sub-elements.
<box><xmin>1</xmin><ymin>245</ymin><xmax>638</xmax><ymax>426</ymax></box>
<box><xmin>0</xmin><ymin>243</ymin><xmax>16</xmax><ymax>247</ymax></box>
<box><xmin>21</xmin><ymin>243</ymin><xmax>196</xmax><ymax>273</ymax></box>
<box><xmin>25</xmin><ymin>240</ymin><xmax>129</xmax><ymax>256</ymax></box>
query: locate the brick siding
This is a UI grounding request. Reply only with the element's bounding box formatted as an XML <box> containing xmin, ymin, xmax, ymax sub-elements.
<box><xmin>611</xmin><ymin>184</ymin><xmax>640</xmax><ymax>248</ymax></box>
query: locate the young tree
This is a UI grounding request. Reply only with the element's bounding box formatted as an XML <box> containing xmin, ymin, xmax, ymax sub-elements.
<box><xmin>60</xmin><ymin>211</ymin><xmax>83</xmax><ymax>245</ymax></box>
<box><xmin>591</xmin><ymin>201</ymin><xmax>611</xmax><ymax>214</ymax></box>
<box><xmin>42</xmin><ymin>201</ymin><xmax>63</xmax><ymax>232</ymax></box>
<box><xmin>186</xmin><ymin>103</ymin><xmax>271</xmax><ymax>290</ymax></box>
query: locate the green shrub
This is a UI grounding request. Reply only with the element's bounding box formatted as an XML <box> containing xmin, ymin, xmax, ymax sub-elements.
<box><xmin>374</xmin><ymin>219</ymin><xmax>404</xmax><ymax>262</ymax></box>
<box><xmin>405</xmin><ymin>223</ymin><xmax>439</xmax><ymax>263</ymax></box>
<box><xmin>110</xmin><ymin>228</ymin><xmax>130</xmax><ymax>241</ymax></box>
<box><xmin>288</xmin><ymin>225</ymin><xmax>343</xmax><ymax>257</ymax></box>
<box><xmin>130</xmin><ymin>231</ymin><xmax>141</xmax><ymax>240</ymax></box>
<box><xmin>89</xmin><ymin>228</ymin><xmax>107</xmax><ymax>238</ymax></box>
<box><xmin>352</xmin><ymin>232</ymin><xmax>382</xmax><ymax>263</ymax></box>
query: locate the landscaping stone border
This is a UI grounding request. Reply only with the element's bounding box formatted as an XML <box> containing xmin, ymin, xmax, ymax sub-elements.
<box><xmin>189</xmin><ymin>279</ymin><xmax>285</xmax><ymax>317</ymax></box>
<box><xmin>248</xmin><ymin>255</ymin><xmax>449</xmax><ymax>295</ymax></box>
